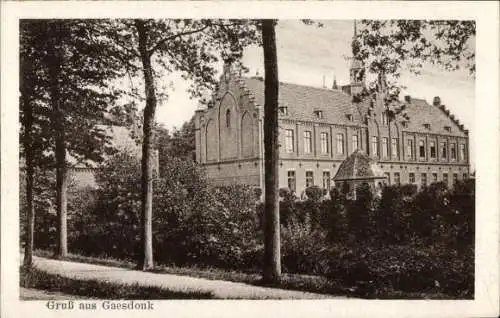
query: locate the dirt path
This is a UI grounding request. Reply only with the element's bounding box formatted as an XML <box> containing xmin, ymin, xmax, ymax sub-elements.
<box><xmin>32</xmin><ymin>256</ymin><xmax>333</xmax><ymax>299</ymax></box>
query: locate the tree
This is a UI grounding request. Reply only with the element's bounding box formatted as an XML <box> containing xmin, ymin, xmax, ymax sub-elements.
<box><xmin>169</xmin><ymin>116</ymin><xmax>196</xmax><ymax>160</ymax></box>
<box><xmin>261</xmin><ymin>19</ymin><xmax>281</xmax><ymax>283</ymax></box>
<box><xmin>20</xmin><ymin>20</ymin><xmax>126</xmax><ymax>259</ymax></box>
<box><xmin>114</xmin><ymin>19</ymin><xmax>260</xmax><ymax>270</ymax></box>
<box><xmin>354</xmin><ymin>20</ymin><xmax>475</xmax><ymax>109</ymax></box>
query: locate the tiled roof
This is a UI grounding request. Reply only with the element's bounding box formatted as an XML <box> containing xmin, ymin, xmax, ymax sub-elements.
<box><xmin>399</xmin><ymin>98</ymin><xmax>467</xmax><ymax>136</ymax></box>
<box><xmin>334</xmin><ymin>149</ymin><xmax>386</xmax><ymax>181</ymax></box>
<box><xmin>242</xmin><ymin>77</ymin><xmax>365</xmax><ymax>125</ymax></box>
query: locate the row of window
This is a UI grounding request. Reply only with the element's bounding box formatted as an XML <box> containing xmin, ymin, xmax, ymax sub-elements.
<box><xmin>407</xmin><ymin>139</ymin><xmax>466</xmax><ymax>161</ymax></box>
<box><xmin>284</xmin><ymin>129</ymin><xmax>467</xmax><ymax>162</ymax></box>
<box><xmin>286</xmin><ymin>170</ymin><xmax>468</xmax><ymax>193</ymax></box>
<box><xmin>287</xmin><ymin>170</ymin><xmax>332</xmax><ymax>193</ymax></box>
<box><xmin>386</xmin><ymin>172</ymin><xmax>467</xmax><ymax>187</ymax></box>
<box><xmin>284</xmin><ymin>130</ymin><xmax>357</xmax><ymax>155</ymax></box>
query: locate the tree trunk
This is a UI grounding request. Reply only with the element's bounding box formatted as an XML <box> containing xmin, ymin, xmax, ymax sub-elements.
<box><xmin>261</xmin><ymin>19</ymin><xmax>281</xmax><ymax>283</ymax></box>
<box><xmin>21</xmin><ymin>81</ymin><xmax>35</xmax><ymax>267</ymax></box>
<box><xmin>47</xmin><ymin>23</ymin><xmax>68</xmax><ymax>258</ymax></box>
<box><xmin>135</xmin><ymin>19</ymin><xmax>156</xmax><ymax>270</ymax></box>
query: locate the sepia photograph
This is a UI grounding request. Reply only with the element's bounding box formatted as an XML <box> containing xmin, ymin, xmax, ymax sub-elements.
<box><xmin>2</xmin><ymin>1</ymin><xmax>499</xmax><ymax>318</ymax></box>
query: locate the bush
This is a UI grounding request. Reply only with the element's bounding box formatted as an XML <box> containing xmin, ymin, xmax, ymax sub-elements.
<box><xmin>327</xmin><ymin>242</ymin><xmax>474</xmax><ymax>298</ymax></box>
<box><xmin>281</xmin><ymin>216</ymin><xmax>329</xmax><ymax>275</ymax></box>
<box><xmin>69</xmin><ymin>150</ymin><xmax>261</xmax><ymax>270</ymax></box>
<box><xmin>304</xmin><ymin>185</ymin><xmax>324</xmax><ymax>202</ymax></box>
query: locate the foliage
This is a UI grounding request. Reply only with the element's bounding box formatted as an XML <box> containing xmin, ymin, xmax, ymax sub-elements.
<box><xmin>68</xmin><ymin>150</ymin><xmax>261</xmax><ymax>269</ymax></box>
<box><xmin>356</xmin><ymin>20</ymin><xmax>475</xmax><ymax>78</ymax></box>
<box><xmin>280</xmin><ymin>217</ymin><xmax>329</xmax><ymax>275</ymax></box>
<box><xmin>304</xmin><ymin>185</ymin><xmax>325</xmax><ymax>202</ymax></box>
<box><xmin>345</xmin><ymin>182</ymin><xmax>373</xmax><ymax>241</ymax></box>
<box><xmin>20</xmin><ymin>20</ymin><xmax>127</xmax><ymax>167</ymax></box>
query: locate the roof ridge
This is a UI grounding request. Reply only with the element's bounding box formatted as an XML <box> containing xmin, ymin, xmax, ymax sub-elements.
<box><xmin>243</xmin><ymin>76</ymin><xmax>351</xmax><ymax>96</ymax></box>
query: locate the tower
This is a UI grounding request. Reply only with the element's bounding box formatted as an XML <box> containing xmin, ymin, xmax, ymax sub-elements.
<box><xmin>349</xmin><ymin>20</ymin><xmax>365</xmax><ymax>95</ymax></box>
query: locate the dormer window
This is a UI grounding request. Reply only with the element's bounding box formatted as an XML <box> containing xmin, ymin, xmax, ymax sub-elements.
<box><xmin>314</xmin><ymin>110</ymin><xmax>324</xmax><ymax>119</ymax></box>
<box><xmin>424</xmin><ymin>123</ymin><xmax>431</xmax><ymax>130</ymax></box>
<box><xmin>279</xmin><ymin>106</ymin><xmax>288</xmax><ymax>115</ymax></box>
<box><xmin>345</xmin><ymin>114</ymin><xmax>353</xmax><ymax>121</ymax></box>
<box><xmin>444</xmin><ymin>126</ymin><xmax>451</xmax><ymax>132</ymax></box>
<box><xmin>401</xmin><ymin>121</ymin><xmax>408</xmax><ymax>128</ymax></box>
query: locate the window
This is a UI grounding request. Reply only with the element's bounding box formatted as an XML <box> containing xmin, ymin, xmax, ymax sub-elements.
<box><xmin>409</xmin><ymin>173</ymin><xmax>415</xmax><ymax>183</ymax></box>
<box><xmin>381</xmin><ymin>112</ymin><xmax>388</xmax><ymax>125</ymax></box>
<box><xmin>444</xmin><ymin>126</ymin><xmax>451</xmax><ymax>132</ymax></box>
<box><xmin>306</xmin><ymin>171</ymin><xmax>314</xmax><ymax>188</ymax></box>
<box><xmin>441</xmin><ymin>142</ymin><xmax>447</xmax><ymax>159</ymax></box>
<box><xmin>303</xmin><ymin>131</ymin><xmax>312</xmax><ymax>153</ymax></box>
<box><xmin>352</xmin><ymin>135</ymin><xmax>359</xmax><ymax>152</ymax></box>
<box><xmin>279</xmin><ymin>106</ymin><xmax>288</xmax><ymax>115</ymax></box>
<box><xmin>421</xmin><ymin>173</ymin><xmax>427</xmax><ymax>187</ymax></box>
<box><xmin>336</xmin><ymin>134</ymin><xmax>344</xmax><ymax>154</ymax></box>
<box><xmin>391</xmin><ymin>138</ymin><xmax>398</xmax><ymax>158</ymax></box>
<box><xmin>419</xmin><ymin>140</ymin><xmax>425</xmax><ymax>158</ymax></box>
<box><xmin>443</xmin><ymin>173</ymin><xmax>449</xmax><ymax>186</ymax></box>
<box><xmin>345</xmin><ymin>114</ymin><xmax>353</xmax><ymax>121</ymax></box>
<box><xmin>424</xmin><ymin>123</ymin><xmax>431</xmax><ymax>130</ymax></box>
<box><xmin>402</xmin><ymin>121</ymin><xmax>408</xmax><ymax>128</ymax></box>
<box><xmin>285</xmin><ymin>129</ymin><xmax>294</xmax><ymax>153</ymax></box>
<box><xmin>384</xmin><ymin>172</ymin><xmax>391</xmax><ymax>185</ymax></box>
<box><xmin>225</xmin><ymin>109</ymin><xmax>231</xmax><ymax>128</ymax></box>
<box><xmin>287</xmin><ymin>170</ymin><xmax>296</xmax><ymax>192</ymax></box>
<box><xmin>322</xmin><ymin>171</ymin><xmax>331</xmax><ymax>191</ymax></box>
<box><xmin>394</xmin><ymin>172</ymin><xmax>400</xmax><ymax>185</ymax></box>
<box><xmin>432</xmin><ymin>173</ymin><xmax>438</xmax><ymax>183</ymax></box>
<box><xmin>453</xmin><ymin>173</ymin><xmax>458</xmax><ymax>185</ymax></box>
<box><xmin>407</xmin><ymin>139</ymin><xmax>414</xmax><ymax>159</ymax></box>
<box><xmin>430</xmin><ymin>141</ymin><xmax>436</xmax><ymax>158</ymax></box>
<box><xmin>315</xmin><ymin>110</ymin><xmax>324</xmax><ymax>119</ymax></box>
<box><xmin>460</xmin><ymin>144</ymin><xmax>466</xmax><ymax>161</ymax></box>
<box><xmin>463</xmin><ymin>173</ymin><xmax>468</xmax><ymax>180</ymax></box>
<box><xmin>450</xmin><ymin>143</ymin><xmax>457</xmax><ymax>160</ymax></box>
<box><xmin>382</xmin><ymin>137</ymin><xmax>389</xmax><ymax>158</ymax></box>
<box><xmin>371</xmin><ymin>136</ymin><xmax>378</xmax><ymax>156</ymax></box>
<box><xmin>320</xmin><ymin>132</ymin><xmax>329</xmax><ymax>154</ymax></box>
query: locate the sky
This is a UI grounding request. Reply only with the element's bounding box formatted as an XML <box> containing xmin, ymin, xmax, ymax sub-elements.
<box><xmin>155</xmin><ymin>20</ymin><xmax>475</xmax><ymax>166</ymax></box>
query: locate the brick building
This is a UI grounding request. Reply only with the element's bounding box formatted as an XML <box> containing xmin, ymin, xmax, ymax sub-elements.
<box><xmin>194</xmin><ymin>54</ymin><xmax>470</xmax><ymax>197</ymax></box>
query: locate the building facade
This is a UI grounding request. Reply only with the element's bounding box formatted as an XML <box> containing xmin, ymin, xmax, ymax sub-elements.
<box><xmin>194</xmin><ymin>61</ymin><xmax>470</xmax><ymax>197</ymax></box>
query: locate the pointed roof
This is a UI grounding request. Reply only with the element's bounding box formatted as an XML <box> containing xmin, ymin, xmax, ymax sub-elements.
<box><xmin>333</xmin><ymin>149</ymin><xmax>386</xmax><ymax>181</ymax></box>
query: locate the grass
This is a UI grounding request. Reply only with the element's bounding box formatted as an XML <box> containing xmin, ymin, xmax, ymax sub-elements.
<box><xmin>32</xmin><ymin>249</ymin><xmax>452</xmax><ymax>299</ymax></box>
<box><xmin>20</xmin><ymin>265</ymin><xmax>214</xmax><ymax>300</ymax></box>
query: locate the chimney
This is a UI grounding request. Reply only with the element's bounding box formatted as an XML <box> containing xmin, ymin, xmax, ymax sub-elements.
<box><xmin>404</xmin><ymin>95</ymin><xmax>411</xmax><ymax>103</ymax></box>
<box><xmin>322</xmin><ymin>75</ymin><xmax>326</xmax><ymax>88</ymax></box>
<box><xmin>332</xmin><ymin>76</ymin><xmax>338</xmax><ymax>90</ymax></box>
<box><xmin>433</xmin><ymin>96</ymin><xmax>441</xmax><ymax>106</ymax></box>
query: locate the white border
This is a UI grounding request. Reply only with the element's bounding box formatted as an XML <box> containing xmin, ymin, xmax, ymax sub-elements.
<box><xmin>2</xmin><ymin>1</ymin><xmax>499</xmax><ymax>318</ymax></box>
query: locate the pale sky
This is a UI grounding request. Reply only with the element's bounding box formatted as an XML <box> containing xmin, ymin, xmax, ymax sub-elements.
<box><xmin>155</xmin><ymin>20</ymin><xmax>475</xmax><ymax>167</ymax></box>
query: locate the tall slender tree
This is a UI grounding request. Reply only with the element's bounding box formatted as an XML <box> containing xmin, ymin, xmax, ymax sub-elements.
<box><xmin>261</xmin><ymin>19</ymin><xmax>281</xmax><ymax>283</ymax></box>
<box><xmin>20</xmin><ymin>20</ymin><xmax>127</xmax><ymax>259</ymax></box>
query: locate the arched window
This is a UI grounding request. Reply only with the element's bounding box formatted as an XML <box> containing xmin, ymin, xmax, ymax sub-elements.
<box><xmin>226</xmin><ymin>109</ymin><xmax>231</xmax><ymax>128</ymax></box>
